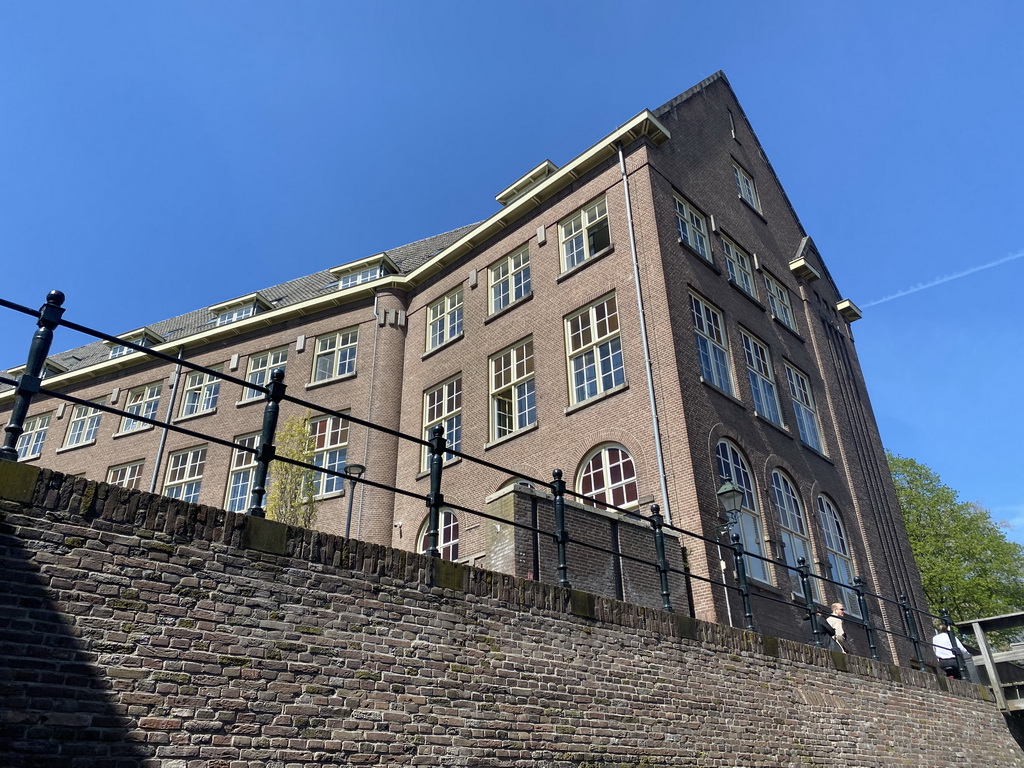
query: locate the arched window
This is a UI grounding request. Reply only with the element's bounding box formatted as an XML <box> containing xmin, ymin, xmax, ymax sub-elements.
<box><xmin>418</xmin><ymin>509</ymin><xmax>460</xmax><ymax>561</ymax></box>
<box><xmin>577</xmin><ymin>445</ymin><xmax>638</xmax><ymax>510</ymax></box>
<box><xmin>770</xmin><ymin>470</ymin><xmax>814</xmax><ymax>593</ymax></box>
<box><xmin>817</xmin><ymin>496</ymin><xmax>859</xmax><ymax>616</ymax></box>
<box><xmin>715</xmin><ymin>440</ymin><xmax>771</xmax><ymax>583</ymax></box>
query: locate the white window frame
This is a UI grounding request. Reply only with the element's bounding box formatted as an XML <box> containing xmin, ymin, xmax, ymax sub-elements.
<box><xmin>423</xmin><ymin>377</ymin><xmax>462</xmax><ymax>469</ymax></box>
<box><xmin>690</xmin><ymin>295</ymin><xmax>733</xmax><ymax>395</ymax></box>
<box><xmin>164</xmin><ymin>446</ymin><xmax>206</xmax><ymax>503</ymax></box>
<box><xmin>426</xmin><ymin>288</ymin><xmax>464</xmax><ymax>351</ymax></box>
<box><xmin>818</xmin><ymin>496</ymin><xmax>860</xmax><ymax>617</ymax></box>
<box><xmin>716</xmin><ymin>440</ymin><xmax>772</xmax><ymax>584</ymax></box>
<box><xmin>490</xmin><ymin>338</ymin><xmax>536</xmax><ymax>441</ymax></box>
<box><xmin>311</xmin><ymin>415</ymin><xmax>349</xmax><ymax>497</ymax></box>
<box><xmin>565</xmin><ymin>294</ymin><xmax>624</xmax><ymax>405</ymax></box>
<box><xmin>334</xmin><ymin>264</ymin><xmax>389</xmax><ymax>290</ymax></box>
<box><xmin>489</xmin><ymin>247</ymin><xmax>531</xmax><ymax>314</ymax></box>
<box><xmin>16</xmin><ymin>413</ymin><xmax>51</xmax><ymax>460</ymax></box>
<box><xmin>216</xmin><ymin>303</ymin><xmax>257</xmax><ymax>327</ymax></box>
<box><xmin>741</xmin><ymin>332</ymin><xmax>782</xmax><ymax>425</ymax></box>
<box><xmin>180</xmin><ymin>368</ymin><xmax>221</xmax><ymax>417</ymax></box>
<box><xmin>674</xmin><ymin>195</ymin><xmax>710</xmax><ymax>260</ymax></box>
<box><xmin>577</xmin><ymin>444</ymin><xmax>639</xmax><ymax>511</ymax></box>
<box><xmin>786</xmin><ymin>365</ymin><xmax>823</xmax><ymax>452</ymax></box>
<box><xmin>560</xmin><ymin>197</ymin><xmax>610</xmax><ymax>271</ymax></box>
<box><xmin>771</xmin><ymin>469</ymin><xmax>815</xmax><ymax>596</ymax></box>
<box><xmin>244</xmin><ymin>348</ymin><xmax>288</xmax><ymax>401</ymax></box>
<box><xmin>733</xmin><ymin>163</ymin><xmax>760</xmax><ymax>211</ymax></box>
<box><xmin>226</xmin><ymin>434</ymin><xmax>260</xmax><ymax>512</ymax></box>
<box><xmin>312</xmin><ymin>329</ymin><xmax>358</xmax><ymax>383</ymax></box>
<box><xmin>121</xmin><ymin>383</ymin><xmax>161</xmax><ymax>433</ymax></box>
<box><xmin>764</xmin><ymin>273</ymin><xmax>795</xmax><ymax>330</ymax></box>
<box><xmin>721</xmin><ymin>236</ymin><xmax>756</xmax><ymax>297</ymax></box>
<box><xmin>418</xmin><ymin>509</ymin><xmax>460</xmax><ymax>562</ymax></box>
<box><xmin>107</xmin><ymin>461</ymin><xmax>144</xmax><ymax>490</ymax></box>
<box><xmin>64</xmin><ymin>402</ymin><xmax>102</xmax><ymax>448</ymax></box>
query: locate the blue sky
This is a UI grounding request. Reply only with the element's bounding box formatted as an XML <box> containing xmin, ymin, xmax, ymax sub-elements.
<box><xmin>1</xmin><ymin>3</ymin><xmax>1021</xmax><ymax>543</ymax></box>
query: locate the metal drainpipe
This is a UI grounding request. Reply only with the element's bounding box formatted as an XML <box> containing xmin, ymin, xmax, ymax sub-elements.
<box><xmin>149</xmin><ymin>348</ymin><xmax>183</xmax><ymax>493</ymax></box>
<box><xmin>617</xmin><ymin>141</ymin><xmax>672</xmax><ymax>525</ymax></box>
<box><xmin>355</xmin><ymin>292</ymin><xmax>381</xmax><ymax>539</ymax></box>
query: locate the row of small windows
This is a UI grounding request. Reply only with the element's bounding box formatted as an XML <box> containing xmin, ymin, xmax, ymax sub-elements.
<box><xmin>716</xmin><ymin>439</ymin><xmax>858</xmax><ymax>613</ymax></box>
<box><xmin>690</xmin><ymin>293</ymin><xmax>823</xmax><ymax>452</ymax></box>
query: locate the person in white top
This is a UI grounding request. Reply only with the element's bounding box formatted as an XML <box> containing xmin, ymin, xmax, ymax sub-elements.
<box><xmin>826</xmin><ymin>603</ymin><xmax>850</xmax><ymax>653</ymax></box>
<box><xmin>932</xmin><ymin>623</ymin><xmax>968</xmax><ymax>679</ymax></box>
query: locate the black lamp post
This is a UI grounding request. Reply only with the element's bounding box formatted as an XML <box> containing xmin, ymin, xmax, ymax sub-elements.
<box><xmin>344</xmin><ymin>463</ymin><xmax>366</xmax><ymax>539</ymax></box>
<box><xmin>715</xmin><ymin>479</ymin><xmax>743</xmax><ymax>535</ymax></box>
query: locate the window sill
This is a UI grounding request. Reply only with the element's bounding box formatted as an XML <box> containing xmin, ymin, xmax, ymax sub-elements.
<box><xmin>754</xmin><ymin>413</ymin><xmax>792</xmax><ymax>439</ymax></box>
<box><xmin>17</xmin><ymin>454</ymin><xmax>42</xmax><ymax>463</ymax></box>
<box><xmin>680</xmin><ymin>239</ymin><xmax>721</xmax><ymax>274</ymax></box>
<box><xmin>174</xmin><ymin>408</ymin><xmax>217</xmax><ymax>424</ymax></box>
<box><xmin>56</xmin><ymin>439</ymin><xmax>96</xmax><ymax>455</ymax></box>
<box><xmin>699</xmin><ymin>377</ymin><xmax>745</xmax><ymax>408</ymax></box>
<box><xmin>800</xmin><ymin>443</ymin><xmax>833</xmax><ymax>465</ymax></box>
<box><xmin>235</xmin><ymin>397</ymin><xmax>263</xmax><ymax>409</ymax></box>
<box><xmin>563</xmin><ymin>381</ymin><xmax>629</xmax><ymax>416</ymax></box>
<box><xmin>484</xmin><ymin>292</ymin><xmax>534</xmax><ymax>325</ymax></box>
<box><xmin>421</xmin><ymin>332</ymin><xmax>464</xmax><ymax>362</ymax></box>
<box><xmin>112</xmin><ymin>425</ymin><xmax>155</xmax><ymax>439</ymax></box>
<box><xmin>773</xmin><ymin>316</ymin><xmax>804</xmax><ymax>342</ymax></box>
<box><xmin>305</xmin><ymin>371</ymin><xmax>356</xmax><ymax>391</ymax></box>
<box><xmin>556</xmin><ymin>244</ymin><xmax>615</xmax><ymax>284</ymax></box>
<box><xmin>484</xmin><ymin>422</ymin><xmax>539</xmax><ymax>451</ymax></box>
<box><xmin>415</xmin><ymin>456</ymin><xmax>462</xmax><ymax>480</ymax></box>
<box><xmin>729</xmin><ymin>279</ymin><xmax>766</xmax><ymax>311</ymax></box>
<box><xmin>315</xmin><ymin>488</ymin><xmax>345</xmax><ymax>501</ymax></box>
<box><xmin>738</xmin><ymin>195</ymin><xmax>767</xmax><ymax>223</ymax></box>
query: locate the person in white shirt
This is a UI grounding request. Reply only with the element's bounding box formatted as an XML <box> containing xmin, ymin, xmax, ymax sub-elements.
<box><xmin>826</xmin><ymin>603</ymin><xmax>849</xmax><ymax>653</ymax></box>
<box><xmin>932</xmin><ymin>623</ymin><xmax>968</xmax><ymax>679</ymax></box>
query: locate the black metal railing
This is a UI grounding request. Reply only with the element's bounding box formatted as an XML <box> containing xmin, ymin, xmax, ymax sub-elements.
<box><xmin>0</xmin><ymin>290</ymin><xmax>957</xmax><ymax>670</ymax></box>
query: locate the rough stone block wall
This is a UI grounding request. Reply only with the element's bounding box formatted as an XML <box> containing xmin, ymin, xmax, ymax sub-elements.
<box><xmin>1</xmin><ymin>462</ymin><xmax>1021</xmax><ymax>768</ymax></box>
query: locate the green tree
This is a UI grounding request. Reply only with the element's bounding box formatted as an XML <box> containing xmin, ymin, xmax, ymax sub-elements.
<box><xmin>888</xmin><ymin>451</ymin><xmax>1024</xmax><ymax>622</ymax></box>
<box><xmin>266</xmin><ymin>413</ymin><xmax>320</xmax><ymax>528</ymax></box>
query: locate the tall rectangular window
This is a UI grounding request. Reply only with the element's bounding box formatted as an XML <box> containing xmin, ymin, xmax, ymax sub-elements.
<box><xmin>244</xmin><ymin>348</ymin><xmax>288</xmax><ymax>401</ymax></box>
<box><xmin>489</xmin><ymin>247</ymin><xmax>531</xmax><ymax>313</ymax></box>
<box><xmin>107</xmin><ymin>461</ymin><xmax>144</xmax><ymax>490</ymax></box>
<box><xmin>786</xmin><ymin>365</ymin><xmax>823</xmax><ymax>452</ymax></box>
<box><xmin>164</xmin><ymin>446</ymin><xmax>206</xmax><ymax>503</ymax></box>
<box><xmin>674</xmin><ymin>195</ymin><xmax>709</xmax><ymax>260</ymax></box>
<box><xmin>64</xmin><ymin>402</ymin><xmax>102</xmax><ymax>448</ymax></box>
<box><xmin>690</xmin><ymin>295</ymin><xmax>733</xmax><ymax>395</ymax></box>
<box><xmin>121</xmin><ymin>383</ymin><xmax>161</xmax><ymax>433</ymax></box>
<box><xmin>423</xmin><ymin>377</ymin><xmax>462</xmax><ymax>468</ymax></box>
<box><xmin>311</xmin><ymin>415</ymin><xmax>349</xmax><ymax>496</ymax></box>
<box><xmin>765</xmin><ymin>273</ymin><xmax>795</xmax><ymax>330</ymax></box>
<box><xmin>721</xmin><ymin>236</ymin><xmax>756</xmax><ymax>297</ymax></box>
<box><xmin>426</xmin><ymin>289</ymin><xmax>464</xmax><ymax>351</ymax></box>
<box><xmin>566</xmin><ymin>295</ymin><xmax>624</xmax><ymax>405</ymax></box>
<box><xmin>490</xmin><ymin>339</ymin><xmax>536</xmax><ymax>440</ymax></box>
<box><xmin>741</xmin><ymin>332</ymin><xmax>782</xmax><ymax>425</ymax></box>
<box><xmin>226</xmin><ymin>434</ymin><xmax>259</xmax><ymax>512</ymax></box>
<box><xmin>733</xmin><ymin>164</ymin><xmax>760</xmax><ymax>211</ymax></box>
<box><xmin>180</xmin><ymin>368</ymin><xmax>221</xmax><ymax>417</ymax></box>
<box><xmin>16</xmin><ymin>413</ymin><xmax>51</xmax><ymax>460</ymax></box>
<box><xmin>560</xmin><ymin>198</ymin><xmax>610</xmax><ymax>271</ymax></box>
<box><xmin>312</xmin><ymin>329</ymin><xmax>358</xmax><ymax>383</ymax></box>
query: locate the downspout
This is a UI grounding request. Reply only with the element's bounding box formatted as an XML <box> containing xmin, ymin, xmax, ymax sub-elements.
<box><xmin>617</xmin><ymin>141</ymin><xmax>672</xmax><ymax>524</ymax></box>
<box><xmin>355</xmin><ymin>291</ymin><xmax>381</xmax><ymax>539</ymax></box>
<box><xmin>149</xmin><ymin>348</ymin><xmax>183</xmax><ymax>492</ymax></box>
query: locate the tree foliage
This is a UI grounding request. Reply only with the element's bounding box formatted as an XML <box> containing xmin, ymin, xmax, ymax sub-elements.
<box><xmin>888</xmin><ymin>451</ymin><xmax>1024</xmax><ymax>623</ymax></box>
<box><xmin>266</xmin><ymin>413</ymin><xmax>320</xmax><ymax>529</ymax></box>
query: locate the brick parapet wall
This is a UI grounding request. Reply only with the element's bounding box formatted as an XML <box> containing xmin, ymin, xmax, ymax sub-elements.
<box><xmin>1</xmin><ymin>462</ymin><xmax>1021</xmax><ymax>767</ymax></box>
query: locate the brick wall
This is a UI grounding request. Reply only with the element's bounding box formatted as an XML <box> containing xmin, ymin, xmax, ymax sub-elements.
<box><xmin>2</xmin><ymin>462</ymin><xmax>1020</xmax><ymax>768</ymax></box>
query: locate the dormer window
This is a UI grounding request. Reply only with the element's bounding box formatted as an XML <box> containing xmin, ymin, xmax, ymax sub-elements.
<box><xmin>209</xmin><ymin>293</ymin><xmax>272</xmax><ymax>327</ymax></box>
<box><xmin>327</xmin><ymin>256</ymin><xmax>397</xmax><ymax>292</ymax></box>
<box><xmin>106</xmin><ymin>328</ymin><xmax>164</xmax><ymax>360</ymax></box>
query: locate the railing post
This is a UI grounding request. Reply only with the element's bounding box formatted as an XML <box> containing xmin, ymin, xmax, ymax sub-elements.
<box><xmin>901</xmin><ymin>594</ymin><xmax>925</xmax><ymax>667</ymax></box>
<box><xmin>798</xmin><ymin>557</ymin><xmax>823</xmax><ymax>647</ymax></box>
<box><xmin>248</xmin><ymin>368</ymin><xmax>286</xmax><ymax>518</ymax></box>
<box><xmin>731</xmin><ymin>533</ymin><xmax>755</xmax><ymax>632</ymax></box>
<box><xmin>551</xmin><ymin>469</ymin><xmax>570</xmax><ymax>588</ymax></box>
<box><xmin>854</xmin><ymin>577</ymin><xmax>879</xmax><ymax>660</ymax></box>
<box><xmin>649</xmin><ymin>504</ymin><xmax>673</xmax><ymax>613</ymax></box>
<box><xmin>941</xmin><ymin>607</ymin><xmax>965</xmax><ymax>678</ymax></box>
<box><xmin>0</xmin><ymin>290</ymin><xmax>65</xmax><ymax>462</ymax></box>
<box><xmin>424</xmin><ymin>425</ymin><xmax>447</xmax><ymax>558</ymax></box>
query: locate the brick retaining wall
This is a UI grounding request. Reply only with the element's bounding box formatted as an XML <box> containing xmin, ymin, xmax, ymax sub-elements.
<box><xmin>1</xmin><ymin>461</ymin><xmax>1021</xmax><ymax>767</ymax></box>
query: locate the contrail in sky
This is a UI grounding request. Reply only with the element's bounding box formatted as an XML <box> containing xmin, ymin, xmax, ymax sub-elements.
<box><xmin>862</xmin><ymin>250</ymin><xmax>1024</xmax><ymax>307</ymax></box>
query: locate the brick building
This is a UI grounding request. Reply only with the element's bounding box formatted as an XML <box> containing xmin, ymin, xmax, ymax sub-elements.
<box><xmin>0</xmin><ymin>72</ymin><xmax>925</xmax><ymax>657</ymax></box>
